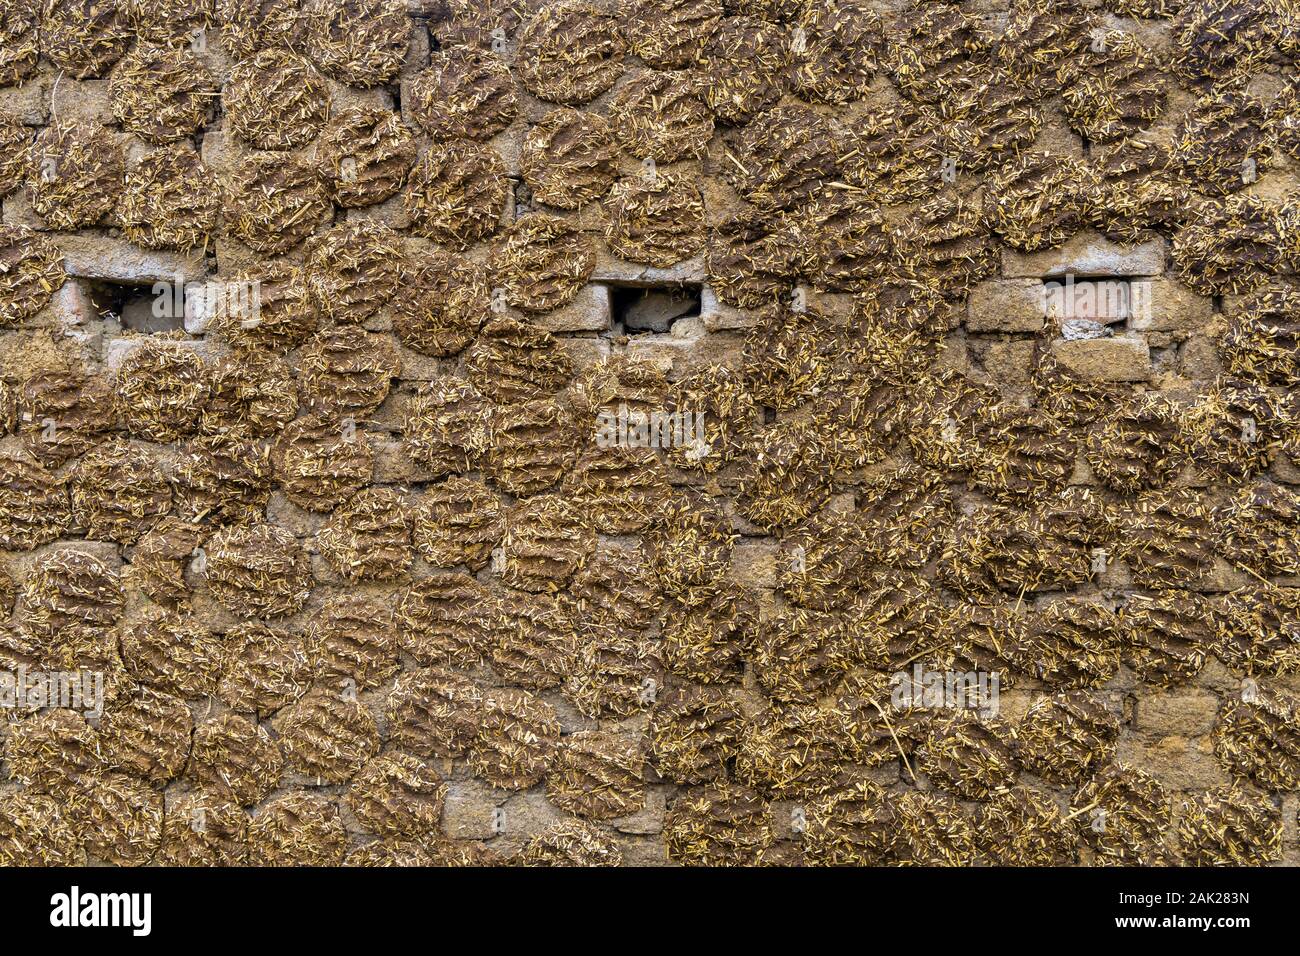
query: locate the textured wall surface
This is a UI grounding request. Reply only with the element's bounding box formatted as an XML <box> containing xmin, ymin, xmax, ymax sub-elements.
<box><xmin>0</xmin><ymin>0</ymin><xmax>1299</xmax><ymax>867</ymax></box>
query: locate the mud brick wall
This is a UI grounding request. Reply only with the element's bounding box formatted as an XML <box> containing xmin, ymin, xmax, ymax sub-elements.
<box><xmin>0</xmin><ymin>0</ymin><xmax>1298</xmax><ymax>867</ymax></box>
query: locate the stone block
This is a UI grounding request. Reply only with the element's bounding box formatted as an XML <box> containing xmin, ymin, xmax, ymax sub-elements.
<box><xmin>967</xmin><ymin>278</ymin><xmax>1047</xmax><ymax>333</ymax></box>
<box><xmin>1002</xmin><ymin>231</ymin><xmax>1166</xmax><ymax>279</ymax></box>
<box><xmin>531</xmin><ymin>283</ymin><xmax>610</xmax><ymax>333</ymax></box>
<box><xmin>1134</xmin><ymin>690</ymin><xmax>1222</xmax><ymax>737</ymax></box>
<box><xmin>59</xmin><ymin>232</ymin><xmax>207</xmax><ymax>284</ymax></box>
<box><xmin>1051</xmin><ymin>336</ymin><xmax>1151</xmax><ymax>382</ymax></box>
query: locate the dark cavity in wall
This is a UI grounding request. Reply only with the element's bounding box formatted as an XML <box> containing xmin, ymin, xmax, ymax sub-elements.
<box><xmin>78</xmin><ymin>278</ymin><xmax>185</xmax><ymax>333</ymax></box>
<box><xmin>611</xmin><ymin>283</ymin><xmax>702</xmax><ymax>334</ymax></box>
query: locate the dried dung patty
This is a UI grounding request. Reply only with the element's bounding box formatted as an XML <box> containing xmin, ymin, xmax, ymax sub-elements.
<box><xmin>109</xmin><ymin>43</ymin><xmax>215</xmax><ymax>145</ymax></box>
<box><xmin>520</xmin><ymin>107</ymin><xmax>617</xmax><ymax>209</ymax></box>
<box><xmin>217</xmin><ymin>621</ymin><xmax>311</xmax><ymax>714</ymax></box>
<box><xmin>436</xmin><ymin>0</ymin><xmax>543</xmax><ymax>49</ymax></box>
<box><xmin>908</xmin><ymin>368</ymin><xmax>1000</xmax><ymax>472</ymax></box>
<box><xmin>705</xmin><ymin>208</ymin><xmax>798</xmax><ymax>308</ymax></box>
<box><xmin>803</xmin><ymin>778</ymin><xmax>895</xmax><ymax>865</ymax></box>
<box><xmin>305</xmin><ymin>0</ymin><xmax>408</xmax><ymax>87</ymax></box>
<box><xmin>1176</xmin><ymin>786</ymin><xmax>1283</xmax><ymax>865</ymax></box>
<box><xmin>317</xmin><ymin>107</ymin><xmax>417</xmax><ymax>208</ymax></box>
<box><xmin>218</xmin><ymin>0</ymin><xmax>312</xmax><ymax>59</ymax></box>
<box><xmin>189</xmin><ymin>712</ymin><xmax>284</xmax><ymax>806</ymax></box>
<box><xmin>735</xmin><ymin>704</ymin><xmax>850</xmax><ymax>801</ymax></box>
<box><xmin>700</xmin><ymin>16</ymin><xmax>789</xmax><ymax>123</ymax></box>
<box><xmin>272</xmin><ymin>412</ymin><xmax>374</xmax><ymax>511</ymax></box>
<box><xmin>594</xmin><ymin>435</ymin><xmax>685</xmax><ymax>524</ymax></box>
<box><xmin>1211</xmin><ymin>584</ymin><xmax>1300</xmax><ymax>676</ymax></box>
<box><xmin>69</xmin><ymin>771</ymin><xmax>164</xmax><ymax>866</ymax></box>
<box><xmin>247</xmin><ymin>792</ymin><xmax>347</xmax><ymax>866</ymax></box>
<box><xmin>346</xmin><ymin>752</ymin><xmax>447</xmax><ymax>839</ymax></box>
<box><xmin>223</xmin><ymin>152</ymin><xmax>330</xmax><ymax>255</ymax></box>
<box><xmin>173</xmin><ymin>433</ymin><xmax>274</xmax><ymax>524</ymax></box>
<box><xmin>27</xmin><ymin>121</ymin><xmax>124</xmax><ymax>230</ymax></box>
<box><xmin>1183</xmin><ymin>377</ymin><xmax>1285</xmax><ymax>479</ymax></box>
<box><xmin>303</xmin><ymin>221</ymin><xmax>403</xmax><ymax>325</ymax></box>
<box><xmin>395</xmin><ymin>250</ymin><xmax>491</xmax><ymax>357</ymax></box>
<box><xmin>778</xmin><ymin>509</ymin><xmax>873</xmax><ymax>610</ymax></box>
<box><xmin>469</xmin><ymin>318</ymin><xmax>573</xmax><ymax>403</ymax></box>
<box><xmin>736</xmin><ymin>420</ymin><xmax>836</xmax><ymax>529</ymax></box>
<box><xmin>318</xmin><ymin>487</ymin><xmax>413</xmax><ymax>583</ymax></box>
<box><xmin>660</xmin><ymin>590</ymin><xmax>753</xmax><ymax>683</ymax></box>
<box><xmin>1170</xmin><ymin>90</ymin><xmax>1273</xmax><ymax>197</ymax></box>
<box><xmin>974</xmin><ymin>786</ymin><xmax>1079</xmax><ymax>866</ymax></box>
<box><xmin>488</xmin><ymin>589</ymin><xmax>573</xmax><ymax>690</ymax></box>
<box><xmin>604</xmin><ymin>173</ymin><xmax>705</xmax><ymax>267</ymax></box>
<box><xmin>1216</xmin><ymin>479</ymin><xmax>1300</xmax><ymax>577</ymax></box>
<box><xmin>886</xmin><ymin>2</ymin><xmax>988</xmax><ymax>106</ymax></box>
<box><xmin>938</xmin><ymin>504</ymin><xmax>1092</xmax><ymax>596</ymax></box>
<box><xmin>1017</xmin><ymin>690</ymin><xmax>1120</xmax><ymax>786</ymax></box>
<box><xmin>489</xmin><ymin>213</ymin><xmax>596</xmax><ymax>312</ymax></box>
<box><xmin>483</xmin><ymin>398</ymin><xmax>578</xmax><ymax>495</ymax></box>
<box><xmin>969</xmin><ymin>404</ymin><xmax>1075</xmax><ymax>504</ymax></box>
<box><xmin>396</xmin><ymin>571</ymin><xmax>494</xmax><ymax>668</ymax></box>
<box><xmin>120</xmin><ymin>146</ymin><xmax>221</xmax><ymax>252</ymax></box>
<box><xmin>548</xmin><ymin>730</ymin><xmax>645</xmax><ymax>820</ymax></box>
<box><xmin>645</xmin><ymin>492</ymin><xmax>734</xmax><ymax>604</ymax></box>
<box><xmin>1058</xmin><ymin>30</ymin><xmax>1165</xmax><ymax>142</ymax></box>
<box><xmin>159</xmin><ymin>790</ymin><xmax>249</xmax><ymax>867</ymax></box>
<box><xmin>1220</xmin><ymin>282</ymin><xmax>1300</xmax><ymax>386</ymax></box>
<box><xmin>790</xmin><ymin>0</ymin><xmax>884</xmax><ymax>104</ymax></box>
<box><xmin>648</xmin><ymin>683</ymin><xmax>741</xmax><ymax>784</ymax></box>
<box><xmin>499</xmin><ymin>494</ymin><xmax>593</xmax><ymax>593</ymax></box>
<box><xmin>410</xmin><ymin>476</ymin><xmax>501</xmax><ymax>572</ymax></box>
<box><xmin>0</xmin><ymin>792</ymin><xmax>83</xmax><ymax>866</ymax></box>
<box><xmin>0</xmin><ymin>1</ymin><xmax>39</xmax><ymax>86</ymax></box>
<box><xmin>204</xmin><ymin>522</ymin><xmax>313</xmax><ymax>619</ymax></box>
<box><xmin>299</xmin><ymin>326</ymin><xmax>401</xmax><ymax>418</ymax></box>
<box><xmin>1019</xmin><ymin>598</ymin><xmax>1121</xmax><ymax>688</ymax></box>
<box><xmin>4</xmin><ymin>709</ymin><xmax>103</xmax><ymax>794</ymax></box>
<box><xmin>345</xmin><ymin>839</ymin><xmax>433</xmax><ymax>867</ymax></box>
<box><xmin>225</xmin><ymin>48</ymin><xmax>330</xmax><ymax>150</ymax></box>
<box><xmin>200</xmin><ymin>351</ymin><xmax>297</xmax><ymax>440</ymax></box>
<box><xmin>1213</xmin><ymin>683</ymin><xmax>1300</xmax><ymax>790</ymax></box>
<box><xmin>996</xmin><ymin>0</ymin><xmax>1092</xmax><ymax>90</ymax></box>
<box><xmin>895</xmin><ymin>191</ymin><xmax>999</xmax><ymax>298</ymax></box>
<box><xmin>517</xmin><ymin>0</ymin><xmax>625</xmax><ymax>105</ymax></box>
<box><xmin>725</xmin><ymin>104</ymin><xmax>837</xmax><ymax>212</ymax></box>
<box><xmin>837</xmin><ymin>104</ymin><xmax>953</xmax><ymax>206</ymax></box>
<box><xmin>409</xmin><ymin>47</ymin><xmax>517</xmax><ymax>141</ymax></box>
<box><xmin>1071</xmin><ymin>762</ymin><xmax>1173</xmax><ymax>865</ymax></box>
<box><xmin>114</xmin><ymin>340</ymin><xmax>208</xmax><ymax>442</ymax></box>
<box><xmin>800</xmin><ymin>191</ymin><xmax>897</xmax><ymax>292</ymax></box>
<box><xmin>98</xmin><ymin>686</ymin><xmax>193</xmax><ymax>785</ymax></box>
<box><xmin>1173</xmin><ymin>0</ymin><xmax>1283</xmax><ymax>86</ymax></box>
<box><xmin>621</xmin><ymin>0</ymin><xmax>720</xmax><ymax>68</ymax></box>
<box><xmin>892</xmin><ymin>789</ymin><xmax>977</xmax><ymax>866</ymax></box>
<box><xmin>207</xmin><ymin>262</ymin><xmax>316</xmax><ymax>353</ymax></box>
<box><xmin>272</xmin><ymin>683</ymin><xmax>381</xmax><ymax>783</ymax></box>
<box><xmin>850</xmin><ymin>572</ymin><xmax>947</xmax><ymax>672</ymax></box>
<box><xmin>1275</xmin><ymin>79</ymin><xmax>1300</xmax><ymax>161</ymax></box>
<box><xmin>21</xmin><ymin>547</ymin><xmax>123</xmax><ymax>643</ymax></box>
<box><xmin>859</xmin><ymin>466</ymin><xmax>955</xmax><ymax>571</ymax></box>
<box><xmin>664</xmin><ymin>781</ymin><xmax>772</xmax><ymax>866</ymax></box>
<box><xmin>385</xmin><ymin>666</ymin><xmax>485</xmax><ymax>759</ymax></box>
<box><xmin>468</xmin><ymin>686</ymin><xmax>562</xmax><ymax>790</ymax></box>
<box><xmin>0</xmin><ymin>112</ymin><xmax>29</xmax><ymax>199</ymax></box>
<box><xmin>308</xmin><ymin>593</ymin><xmax>402</xmax><ymax>688</ymax></box>
<box><xmin>608</xmin><ymin>73</ymin><xmax>711</xmax><ymax>172</ymax></box>
<box><xmin>121</xmin><ymin>605</ymin><xmax>223</xmax><ymax>699</ymax></box>
<box><xmin>1084</xmin><ymin>391</ymin><xmax>1186</xmax><ymax>492</ymax></box>
<box><xmin>751</xmin><ymin>606</ymin><xmax>850</xmax><ymax>704</ymax></box>
<box><xmin>40</xmin><ymin>0</ymin><xmax>132</xmax><ymax>79</ymax></box>
<box><xmin>563</xmin><ymin>615</ymin><xmax>660</xmax><ymax>718</ymax></box>
<box><xmin>519</xmin><ymin>819</ymin><xmax>623</xmax><ymax>867</ymax></box>
<box><xmin>404</xmin><ymin>139</ymin><xmax>508</xmax><ymax>248</ymax></box>
<box><xmin>988</xmin><ymin>150</ymin><xmax>1092</xmax><ymax>252</ymax></box>
<box><xmin>1172</xmin><ymin>193</ymin><xmax>1282</xmax><ymax>296</ymax></box>
<box><xmin>403</xmin><ymin>379</ymin><xmax>490</xmax><ymax>477</ymax></box>
<box><xmin>1114</xmin><ymin>488</ymin><xmax>1214</xmax><ymax>589</ymax></box>
<box><xmin>70</xmin><ymin>440</ymin><xmax>172</xmax><ymax>545</ymax></box>
<box><xmin>0</xmin><ymin>449</ymin><xmax>71</xmax><ymax>551</ymax></box>
<box><xmin>1088</xmin><ymin>139</ymin><xmax>1183</xmax><ymax>243</ymax></box>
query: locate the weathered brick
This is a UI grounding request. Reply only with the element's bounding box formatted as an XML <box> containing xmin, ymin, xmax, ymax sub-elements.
<box><xmin>1128</xmin><ymin>277</ymin><xmax>1215</xmax><ymax>332</ymax></box>
<box><xmin>967</xmin><ymin>278</ymin><xmax>1047</xmax><ymax>333</ymax></box>
<box><xmin>1002</xmin><ymin>231</ymin><xmax>1166</xmax><ymax>279</ymax></box>
<box><xmin>531</xmin><ymin>283</ymin><xmax>610</xmax><ymax>333</ymax></box>
<box><xmin>1051</xmin><ymin>336</ymin><xmax>1151</xmax><ymax>382</ymax></box>
<box><xmin>1134</xmin><ymin>689</ymin><xmax>1222</xmax><ymax>737</ymax></box>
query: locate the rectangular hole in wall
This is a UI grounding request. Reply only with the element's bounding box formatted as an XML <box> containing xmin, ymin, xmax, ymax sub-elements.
<box><xmin>1041</xmin><ymin>275</ymin><xmax>1139</xmax><ymax>340</ymax></box>
<box><xmin>79</xmin><ymin>278</ymin><xmax>185</xmax><ymax>333</ymax></box>
<box><xmin>610</xmin><ymin>283</ymin><xmax>702</xmax><ymax>334</ymax></box>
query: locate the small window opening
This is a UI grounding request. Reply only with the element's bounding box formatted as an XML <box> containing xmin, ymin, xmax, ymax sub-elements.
<box><xmin>1042</xmin><ymin>275</ymin><xmax>1135</xmax><ymax>340</ymax></box>
<box><xmin>80</xmin><ymin>278</ymin><xmax>185</xmax><ymax>333</ymax></box>
<box><xmin>611</xmin><ymin>284</ymin><xmax>702</xmax><ymax>334</ymax></box>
